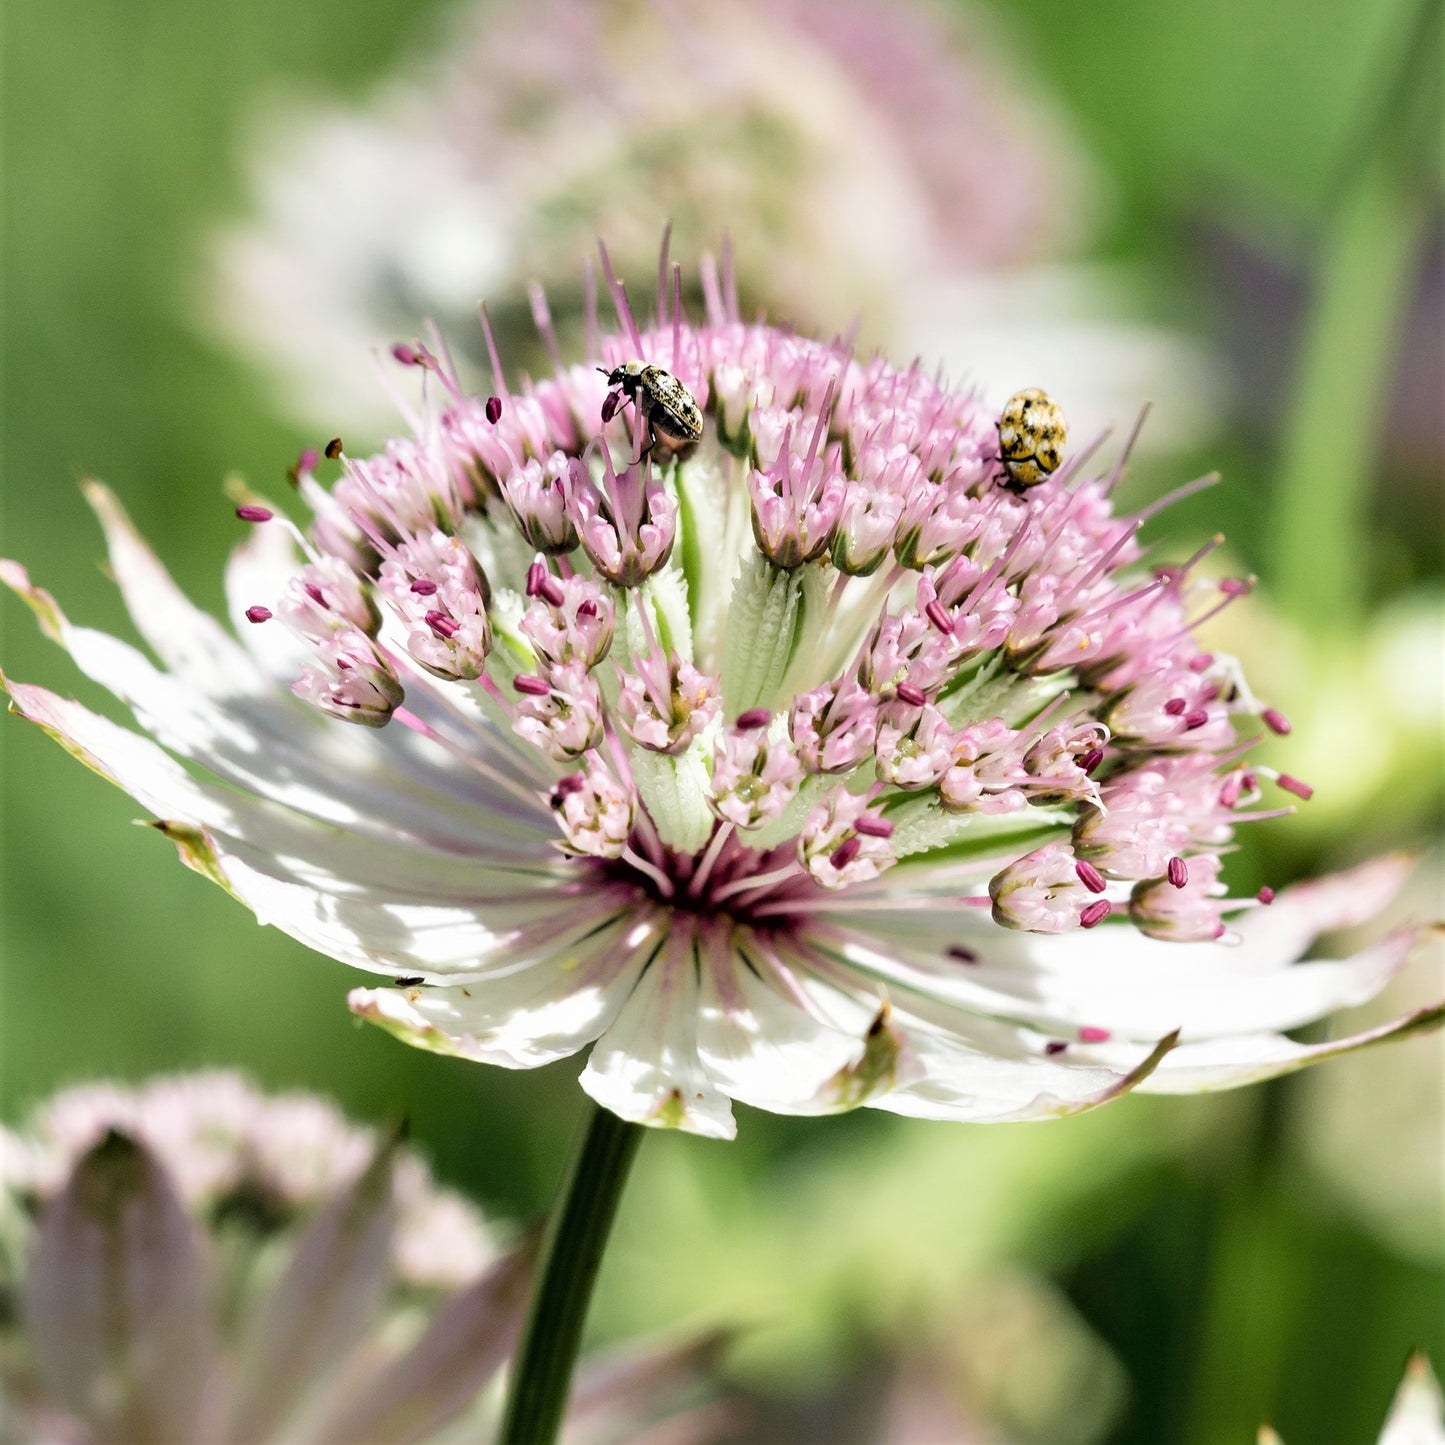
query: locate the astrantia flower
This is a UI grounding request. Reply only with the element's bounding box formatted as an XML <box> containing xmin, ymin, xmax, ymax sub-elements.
<box><xmin>0</xmin><ymin>1075</ymin><xmax>725</xmax><ymax>1444</ymax></box>
<box><xmin>3</xmin><ymin>255</ymin><xmax>1440</xmax><ymax>1140</ymax></box>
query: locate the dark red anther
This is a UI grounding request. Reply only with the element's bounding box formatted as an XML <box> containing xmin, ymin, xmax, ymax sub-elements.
<box><xmin>945</xmin><ymin>944</ymin><xmax>978</xmax><ymax>963</ymax></box>
<box><xmin>485</xmin><ymin>396</ymin><xmax>503</xmax><ymax>425</ymax></box>
<box><xmin>854</xmin><ymin>814</ymin><xmax>894</xmax><ymax>839</ymax></box>
<box><xmin>1277</xmin><ymin>773</ymin><xmax>1313</xmax><ymax>801</ymax></box>
<box><xmin>554</xmin><ymin>773</ymin><xmax>586</xmax><ymax>797</ymax></box>
<box><xmin>830</xmin><ymin>836</ymin><xmax>863</xmax><ymax>869</ymax></box>
<box><xmin>1079</xmin><ymin>747</ymin><xmax>1105</xmax><ymax>775</ymax></box>
<box><xmin>1163</xmin><ymin>697</ymin><xmax>1187</xmax><ymax>716</ymax></box>
<box><xmin>1197</xmin><ymin>684</ymin><xmax>1221</xmax><ymax>703</ymax></box>
<box><xmin>410</xmin><ymin>578</ymin><xmax>439</xmax><ymax>596</ymax></box>
<box><xmin>425</xmin><ymin>610</ymin><xmax>460</xmax><ymax>639</ymax></box>
<box><xmin>1044</xmin><ymin>1040</ymin><xmax>1068</xmax><ymax>1056</ymax></box>
<box><xmin>735</xmin><ymin>708</ymin><xmax>771</xmax><ymax>730</ymax></box>
<box><xmin>1257</xmin><ymin>886</ymin><xmax>1276</xmax><ymax>905</ymax></box>
<box><xmin>305</xmin><ymin>583</ymin><xmax>327</xmax><ymax>605</ymax></box>
<box><xmin>576</xmin><ymin>599</ymin><xmax>599</xmax><ymax>619</ymax></box>
<box><xmin>525</xmin><ymin>561</ymin><xmax>548</xmax><ymax>597</ymax></box>
<box><xmin>1167</xmin><ymin>856</ymin><xmax>1189</xmax><ymax>889</ymax></box>
<box><xmin>1189</xmin><ymin>653</ymin><xmax>1214</xmax><ymax>673</ymax></box>
<box><xmin>1262</xmin><ymin>708</ymin><xmax>1292</xmax><ymax>736</ymax></box>
<box><xmin>1183</xmin><ymin>709</ymin><xmax>1210</xmax><ymax>730</ymax></box>
<box><xmin>244</xmin><ymin>605</ymin><xmax>272</xmax><ymax>624</ymax></box>
<box><xmin>1079</xmin><ymin>1025</ymin><xmax>1111</xmax><ymax>1043</ymax></box>
<box><xmin>391</xmin><ymin>342</ymin><xmax>420</xmax><ymax>366</ymax></box>
<box><xmin>1075</xmin><ymin>860</ymin><xmax>1107</xmax><ymax>894</ymax></box>
<box><xmin>325</xmin><ymin>437</ymin><xmax>344</xmax><ymax>460</ymax></box>
<box><xmin>1079</xmin><ymin>899</ymin><xmax>1112</xmax><ymax>928</ymax></box>
<box><xmin>601</xmin><ymin>391</ymin><xmax>621</xmax><ymax>424</ymax></box>
<box><xmin>513</xmin><ymin>674</ymin><xmax>552</xmax><ymax>696</ymax></box>
<box><xmin>235</xmin><ymin>505</ymin><xmax>273</xmax><ymax>523</ymax></box>
<box><xmin>924</xmin><ymin>599</ymin><xmax>953</xmax><ymax>635</ymax></box>
<box><xmin>895</xmin><ymin>682</ymin><xmax>927</xmax><ymax>707</ymax></box>
<box><xmin>1219</xmin><ymin>577</ymin><xmax>1251</xmax><ymax>597</ymax></box>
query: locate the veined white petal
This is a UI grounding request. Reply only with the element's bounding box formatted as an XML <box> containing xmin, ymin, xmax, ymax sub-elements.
<box><xmin>830</xmin><ymin>921</ymin><xmax>1420</xmax><ymax>1043</ymax></box>
<box><xmin>693</xmin><ymin>929</ymin><xmax>869</xmax><ymax>1111</ymax></box>
<box><xmin>1129</xmin><ymin>1003</ymin><xmax>1444</xmax><ymax>1094</ymax></box>
<box><xmin>872</xmin><ymin>995</ymin><xmax>1177</xmax><ymax>1122</ymax></box>
<box><xmin>349</xmin><ymin>915</ymin><xmax>662</xmax><ymax>1068</ymax></box>
<box><xmin>65</xmin><ymin>623</ymin><xmax>548</xmax><ymax>848</ymax></box>
<box><xmin>819</xmin><ymin>859</ymin><xmax>1422</xmax><ymax>1042</ymax></box>
<box><xmin>4</xmin><ymin>543</ymin><xmax>556</xmax><ymax>850</ymax></box>
<box><xmin>580</xmin><ymin>935</ymin><xmax>737</xmax><ymax>1140</ymax></box>
<box><xmin>4</xmin><ymin>681</ymin><xmax>586</xmax><ymax>979</ymax></box>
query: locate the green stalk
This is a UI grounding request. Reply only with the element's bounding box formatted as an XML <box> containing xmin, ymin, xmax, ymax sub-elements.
<box><xmin>498</xmin><ymin>1105</ymin><xmax>645</xmax><ymax>1445</ymax></box>
<box><xmin>1268</xmin><ymin>0</ymin><xmax>1436</xmax><ymax>628</ymax></box>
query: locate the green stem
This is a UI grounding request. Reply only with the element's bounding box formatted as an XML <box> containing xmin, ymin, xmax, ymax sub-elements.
<box><xmin>498</xmin><ymin>1104</ymin><xmax>645</xmax><ymax>1445</ymax></box>
<box><xmin>1267</xmin><ymin>0</ymin><xmax>1436</xmax><ymax>628</ymax></box>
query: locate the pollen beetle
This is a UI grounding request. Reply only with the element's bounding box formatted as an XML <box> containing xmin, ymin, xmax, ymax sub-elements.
<box><xmin>996</xmin><ymin>388</ymin><xmax>1066</xmax><ymax>489</ymax></box>
<box><xmin>599</xmin><ymin>360</ymin><xmax>703</xmax><ymax>453</ymax></box>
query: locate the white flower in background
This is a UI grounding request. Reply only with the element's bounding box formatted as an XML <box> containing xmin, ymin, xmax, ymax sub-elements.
<box><xmin>1259</xmin><ymin>1354</ymin><xmax>1445</xmax><ymax>1445</ymax></box>
<box><xmin>4</xmin><ymin>257</ymin><xmax>1438</xmax><ymax>1140</ymax></box>
<box><xmin>213</xmin><ymin>0</ymin><xmax>1217</xmax><ymax>448</ymax></box>
<box><xmin>0</xmin><ymin>1074</ymin><xmax>728</xmax><ymax>1445</ymax></box>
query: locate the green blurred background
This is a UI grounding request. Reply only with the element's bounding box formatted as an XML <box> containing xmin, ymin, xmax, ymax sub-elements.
<box><xmin>3</xmin><ymin>1</ymin><xmax>1441</xmax><ymax>1440</ymax></box>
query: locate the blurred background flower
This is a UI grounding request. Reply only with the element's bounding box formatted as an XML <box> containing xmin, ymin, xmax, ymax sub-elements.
<box><xmin>3</xmin><ymin>0</ymin><xmax>1440</xmax><ymax>1440</ymax></box>
<box><xmin>0</xmin><ymin>1074</ymin><xmax>727</xmax><ymax>1444</ymax></box>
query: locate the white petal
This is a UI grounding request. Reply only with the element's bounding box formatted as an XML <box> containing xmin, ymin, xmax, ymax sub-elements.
<box><xmin>580</xmin><ymin>937</ymin><xmax>737</xmax><ymax>1140</ymax></box>
<box><xmin>693</xmin><ymin>932</ymin><xmax>869</xmax><ymax>1112</ymax></box>
<box><xmin>874</xmin><ymin>997</ymin><xmax>1177</xmax><ymax>1122</ymax></box>
<box><xmin>4</xmin><ymin>538</ymin><xmax>556</xmax><ymax>851</ymax></box>
<box><xmin>349</xmin><ymin>915</ymin><xmax>661</xmax><ymax>1068</ymax></box>
<box><xmin>3</xmin><ymin>681</ymin><xmax>584</xmax><ymax>979</ymax></box>
<box><xmin>821</xmin><ymin>861</ymin><xmax>1420</xmax><ymax>1041</ymax></box>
